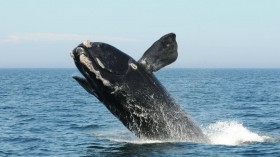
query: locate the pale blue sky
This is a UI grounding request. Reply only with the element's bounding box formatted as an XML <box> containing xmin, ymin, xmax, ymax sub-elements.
<box><xmin>0</xmin><ymin>0</ymin><xmax>279</xmax><ymax>68</ymax></box>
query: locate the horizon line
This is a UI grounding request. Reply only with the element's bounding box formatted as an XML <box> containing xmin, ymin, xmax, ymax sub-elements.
<box><xmin>1</xmin><ymin>67</ymin><xmax>280</xmax><ymax>70</ymax></box>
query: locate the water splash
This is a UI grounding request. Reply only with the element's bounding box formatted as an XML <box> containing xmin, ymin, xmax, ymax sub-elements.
<box><xmin>93</xmin><ymin>130</ymin><xmax>164</xmax><ymax>144</ymax></box>
<box><xmin>93</xmin><ymin>120</ymin><xmax>274</xmax><ymax>146</ymax></box>
<box><xmin>204</xmin><ymin>121</ymin><xmax>273</xmax><ymax>145</ymax></box>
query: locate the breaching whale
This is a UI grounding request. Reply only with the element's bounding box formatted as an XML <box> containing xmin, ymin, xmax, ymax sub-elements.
<box><xmin>70</xmin><ymin>33</ymin><xmax>208</xmax><ymax>142</ymax></box>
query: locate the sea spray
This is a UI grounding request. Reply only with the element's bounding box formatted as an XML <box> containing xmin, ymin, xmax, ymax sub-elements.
<box><xmin>204</xmin><ymin>121</ymin><xmax>272</xmax><ymax>145</ymax></box>
<box><xmin>93</xmin><ymin>120</ymin><xmax>274</xmax><ymax>146</ymax></box>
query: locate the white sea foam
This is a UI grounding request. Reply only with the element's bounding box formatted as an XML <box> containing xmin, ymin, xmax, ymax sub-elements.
<box><xmin>93</xmin><ymin>130</ymin><xmax>164</xmax><ymax>144</ymax></box>
<box><xmin>106</xmin><ymin>138</ymin><xmax>164</xmax><ymax>144</ymax></box>
<box><xmin>204</xmin><ymin>121</ymin><xmax>272</xmax><ymax>145</ymax></box>
<box><xmin>93</xmin><ymin>120</ymin><xmax>274</xmax><ymax>146</ymax></box>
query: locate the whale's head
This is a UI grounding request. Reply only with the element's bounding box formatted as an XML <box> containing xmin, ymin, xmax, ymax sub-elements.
<box><xmin>70</xmin><ymin>40</ymin><xmax>136</xmax><ymax>99</ymax></box>
<box><xmin>70</xmin><ymin>33</ymin><xmax>178</xmax><ymax>101</ymax></box>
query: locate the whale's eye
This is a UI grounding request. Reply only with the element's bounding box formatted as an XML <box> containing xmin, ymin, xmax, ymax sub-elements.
<box><xmin>76</xmin><ymin>47</ymin><xmax>85</xmax><ymax>54</ymax></box>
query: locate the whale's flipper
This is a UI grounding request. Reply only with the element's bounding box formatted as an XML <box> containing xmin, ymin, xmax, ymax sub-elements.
<box><xmin>72</xmin><ymin>76</ymin><xmax>98</xmax><ymax>97</ymax></box>
<box><xmin>138</xmin><ymin>33</ymin><xmax>178</xmax><ymax>73</ymax></box>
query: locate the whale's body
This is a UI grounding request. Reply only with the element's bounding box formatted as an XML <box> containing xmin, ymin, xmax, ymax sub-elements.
<box><xmin>70</xmin><ymin>33</ymin><xmax>208</xmax><ymax>142</ymax></box>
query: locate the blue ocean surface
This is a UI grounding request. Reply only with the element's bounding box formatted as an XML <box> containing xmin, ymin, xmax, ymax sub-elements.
<box><xmin>0</xmin><ymin>68</ymin><xmax>279</xmax><ymax>156</ymax></box>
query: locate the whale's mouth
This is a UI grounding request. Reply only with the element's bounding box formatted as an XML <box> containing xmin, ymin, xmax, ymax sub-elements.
<box><xmin>71</xmin><ymin>42</ymin><xmax>131</xmax><ymax>75</ymax></box>
<box><xmin>70</xmin><ymin>49</ymin><xmax>112</xmax><ymax>89</ymax></box>
<box><xmin>71</xmin><ymin>43</ymin><xmax>133</xmax><ymax>90</ymax></box>
<box><xmin>70</xmin><ymin>41</ymin><xmax>138</xmax><ymax>98</ymax></box>
<box><xmin>78</xmin><ymin>53</ymin><xmax>111</xmax><ymax>87</ymax></box>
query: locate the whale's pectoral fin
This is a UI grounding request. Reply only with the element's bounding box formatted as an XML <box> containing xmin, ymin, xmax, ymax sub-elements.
<box><xmin>138</xmin><ymin>33</ymin><xmax>178</xmax><ymax>73</ymax></box>
<box><xmin>72</xmin><ymin>76</ymin><xmax>98</xmax><ymax>97</ymax></box>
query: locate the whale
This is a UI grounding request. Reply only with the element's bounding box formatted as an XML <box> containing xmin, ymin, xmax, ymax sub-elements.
<box><xmin>70</xmin><ymin>33</ymin><xmax>209</xmax><ymax>142</ymax></box>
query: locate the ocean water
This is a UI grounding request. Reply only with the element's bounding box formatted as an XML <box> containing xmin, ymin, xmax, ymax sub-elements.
<box><xmin>0</xmin><ymin>68</ymin><xmax>279</xmax><ymax>156</ymax></box>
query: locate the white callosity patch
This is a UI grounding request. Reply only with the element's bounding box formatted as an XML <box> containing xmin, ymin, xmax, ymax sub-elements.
<box><xmin>79</xmin><ymin>54</ymin><xmax>111</xmax><ymax>86</ymax></box>
<box><xmin>83</xmin><ymin>40</ymin><xmax>92</xmax><ymax>48</ymax></box>
<box><xmin>140</xmin><ymin>58</ymin><xmax>147</xmax><ymax>65</ymax></box>
<box><xmin>129</xmin><ymin>62</ymin><xmax>138</xmax><ymax>70</ymax></box>
<box><xmin>96</xmin><ymin>58</ymin><xmax>105</xmax><ymax>69</ymax></box>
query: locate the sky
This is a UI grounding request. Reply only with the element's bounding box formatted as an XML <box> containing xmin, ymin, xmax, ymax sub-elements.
<box><xmin>0</xmin><ymin>0</ymin><xmax>279</xmax><ymax>68</ymax></box>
